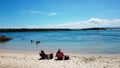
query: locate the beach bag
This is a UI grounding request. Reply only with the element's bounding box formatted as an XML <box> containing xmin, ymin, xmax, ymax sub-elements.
<box><xmin>50</xmin><ymin>53</ymin><xmax>53</xmax><ymax>59</ymax></box>
<box><xmin>64</xmin><ymin>55</ymin><xmax>69</xmax><ymax>60</ymax></box>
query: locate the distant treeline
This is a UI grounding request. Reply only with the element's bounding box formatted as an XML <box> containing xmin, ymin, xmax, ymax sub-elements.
<box><xmin>0</xmin><ymin>28</ymin><xmax>71</xmax><ymax>32</ymax></box>
<box><xmin>81</xmin><ymin>28</ymin><xmax>106</xmax><ymax>30</ymax></box>
<box><xmin>0</xmin><ymin>27</ymin><xmax>119</xmax><ymax>32</ymax></box>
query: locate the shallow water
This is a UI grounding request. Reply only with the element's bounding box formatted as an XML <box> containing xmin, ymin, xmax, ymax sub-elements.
<box><xmin>0</xmin><ymin>30</ymin><xmax>120</xmax><ymax>54</ymax></box>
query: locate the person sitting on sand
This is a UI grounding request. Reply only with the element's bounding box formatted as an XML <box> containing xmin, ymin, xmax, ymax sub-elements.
<box><xmin>39</xmin><ymin>50</ymin><xmax>48</xmax><ymax>59</ymax></box>
<box><xmin>39</xmin><ymin>50</ymin><xmax>53</xmax><ymax>60</ymax></box>
<box><xmin>55</xmin><ymin>49</ymin><xmax>64</xmax><ymax>60</ymax></box>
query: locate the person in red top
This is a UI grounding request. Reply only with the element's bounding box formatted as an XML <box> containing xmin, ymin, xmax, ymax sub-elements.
<box><xmin>55</xmin><ymin>49</ymin><xmax>64</xmax><ymax>60</ymax></box>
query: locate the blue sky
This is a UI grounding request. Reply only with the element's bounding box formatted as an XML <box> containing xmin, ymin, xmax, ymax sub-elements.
<box><xmin>0</xmin><ymin>0</ymin><xmax>120</xmax><ymax>28</ymax></box>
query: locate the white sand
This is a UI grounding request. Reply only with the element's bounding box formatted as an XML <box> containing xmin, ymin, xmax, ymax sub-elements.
<box><xmin>0</xmin><ymin>50</ymin><xmax>120</xmax><ymax>68</ymax></box>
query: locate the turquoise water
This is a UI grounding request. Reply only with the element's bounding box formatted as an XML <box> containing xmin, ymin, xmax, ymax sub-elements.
<box><xmin>0</xmin><ymin>30</ymin><xmax>120</xmax><ymax>54</ymax></box>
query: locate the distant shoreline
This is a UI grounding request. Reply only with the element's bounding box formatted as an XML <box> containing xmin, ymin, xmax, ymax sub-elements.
<box><xmin>0</xmin><ymin>28</ymin><xmax>71</xmax><ymax>32</ymax></box>
<box><xmin>0</xmin><ymin>27</ymin><xmax>118</xmax><ymax>32</ymax></box>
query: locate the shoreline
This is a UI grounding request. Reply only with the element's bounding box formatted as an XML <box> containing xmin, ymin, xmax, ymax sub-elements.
<box><xmin>0</xmin><ymin>49</ymin><xmax>120</xmax><ymax>55</ymax></box>
<box><xmin>0</xmin><ymin>49</ymin><xmax>120</xmax><ymax>68</ymax></box>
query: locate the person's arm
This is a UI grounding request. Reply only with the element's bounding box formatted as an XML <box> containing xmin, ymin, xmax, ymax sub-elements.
<box><xmin>55</xmin><ymin>53</ymin><xmax>58</xmax><ymax>57</ymax></box>
<box><xmin>61</xmin><ymin>52</ymin><xmax>64</xmax><ymax>57</ymax></box>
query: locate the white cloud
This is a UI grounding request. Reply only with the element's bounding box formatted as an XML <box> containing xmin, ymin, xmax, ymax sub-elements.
<box><xmin>30</xmin><ymin>10</ymin><xmax>42</xmax><ymax>14</ymax></box>
<box><xmin>23</xmin><ymin>10</ymin><xmax>42</xmax><ymax>14</ymax></box>
<box><xmin>23</xmin><ymin>10</ymin><xmax>57</xmax><ymax>16</ymax></box>
<box><xmin>47</xmin><ymin>12</ymin><xmax>57</xmax><ymax>16</ymax></box>
<box><xmin>45</xmin><ymin>18</ymin><xmax>120</xmax><ymax>29</ymax></box>
<box><xmin>2</xmin><ymin>18</ymin><xmax>119</xmax><ymax>29</ymax></box>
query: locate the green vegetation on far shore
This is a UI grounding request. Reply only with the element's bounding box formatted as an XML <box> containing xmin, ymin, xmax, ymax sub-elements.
<box><xmin>0</xmin><ymin>27</ymin><xmax>119</xmax><ymax>32</ymax></box>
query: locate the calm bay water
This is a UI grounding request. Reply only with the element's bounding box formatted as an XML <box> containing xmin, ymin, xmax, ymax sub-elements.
<box><xmin>0</xmin><ymin>30</ymin><xmax>120</xmax><ymax>54</ymax></box>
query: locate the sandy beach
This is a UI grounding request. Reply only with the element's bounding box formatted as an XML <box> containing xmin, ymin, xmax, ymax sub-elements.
<box><xmin>0</xmin><ymin>50</ymin><xmax>120</xmax><ymax>68</ymax></box>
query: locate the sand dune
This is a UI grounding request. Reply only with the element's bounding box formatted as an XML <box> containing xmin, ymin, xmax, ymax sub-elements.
<box><xmin>0</xmin><ymin>50</ymin><xmax>120</xmax><ymax>68</ymax></box>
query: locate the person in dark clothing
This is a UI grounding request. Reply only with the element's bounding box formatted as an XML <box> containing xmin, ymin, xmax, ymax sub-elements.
<box><xmin>39</xmin><ymin>50</ymin><xmax>48</xmax><ymax>59</ymax></box>
<box><xmin>39</xmin><ymin>50</ymin><xmax>53</xmax><ymax>60</ymax></box>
